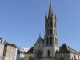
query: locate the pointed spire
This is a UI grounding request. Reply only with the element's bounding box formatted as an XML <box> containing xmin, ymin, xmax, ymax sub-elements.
<box><xmin>55</xmin><ymin>14</ymin><xmax>57</xmax><ymax>19</ymax></box>
<box><xmin>48</xmin><ymin>1</ymin><xmax>53</xmax><ymax>17</ymax></box>
<box><xmin>45</xmin><ymin>13</ymin><xmax>47</xmax><ymax>19</ymax></box>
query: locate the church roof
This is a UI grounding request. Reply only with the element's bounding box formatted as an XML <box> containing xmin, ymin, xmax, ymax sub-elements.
<box><xmin>66</xmin><ymin>46</ymin><xmax>79</xmax><ymax>54</ymax></box>
<box><xmin>38</xmin><ymin>37</ymin><xmax>44</xmax><ymax>42</ymax></box>
<box><xmin>35</xmin><ymin>37</ymin><xmax>44</xmax><ymax>44</ymax></box>
<box><xmin>58</xmin><ymin>44</ymin><xmax>80</xmax><ymax>55</ymax></box>
<box><xmin>26</xmin><ymin>47</ymin><xmax>34</xmax><ymax>54</ymax></box>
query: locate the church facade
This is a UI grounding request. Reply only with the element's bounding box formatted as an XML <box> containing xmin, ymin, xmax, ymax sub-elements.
<box><xmin>24</xmin><ymin>2</ymin><xmax>80</xmax><ymax>60</ymax></box>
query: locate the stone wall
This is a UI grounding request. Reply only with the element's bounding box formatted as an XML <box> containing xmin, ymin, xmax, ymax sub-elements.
<box><xmin>24</xmin><ymin>53</ymin><xmax>34</xmax><ymax>60</ymax></box>
<box><xmin>56</xmin><ymin>53</ymin><xmax>70</xmax><ymax>60</ymax></box>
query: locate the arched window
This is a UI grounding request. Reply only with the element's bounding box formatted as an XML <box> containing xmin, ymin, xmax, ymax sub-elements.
<box><xmin>37</xmin><ymin>50</ymin><xmax>42</xmax><ymax>59</ymax></box>
<box><xmin>50</xmin><ymin>22</ymin><xmax>52</xmax><ymax>27</ymax></box>
<box><xmin>46</xmin><ymin>37</ymin><xmax>48</xmax><ymax>45</ymax></box>
<box><xmin>50</xmin><ymin>29</ymin><xmax>52</xmax><ymax>34</ymax></box>
<box><xmin>50</xmin><ymin>37</ymin><xmax>52</xmax><ymax>44</ymax></box>
<box><xmin>47</xmin><ymin>30</ymin><xmax>49</xmax><ymax>35</ymax></box>
<box><xmin>29</xmin><ymin>57</ymin><xmax>33</xmax><ymax>60</ymax></box>
<box><xmin>74</xmin><ymin>55</ymin><xmax>75</xmax><ymax>59</ymax></box>
<box><xmin>47</xmin><ymin>23</ymin><xmax>49</xmax><ymax>27</ymax></box>
<box><xmin>47</xmin><ymin>50</ymin><xmax>50</xmax><ymax>57</ymax></box>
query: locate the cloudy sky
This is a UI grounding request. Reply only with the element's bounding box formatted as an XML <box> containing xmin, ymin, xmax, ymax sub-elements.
<box><xmin>0</xmin><ymin>0</ymin><xmax>80</xmax><ymax>51</ymax></box>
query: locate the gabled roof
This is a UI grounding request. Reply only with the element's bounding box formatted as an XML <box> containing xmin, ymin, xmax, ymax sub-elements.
<box><xmin>34</xmin><ymin>37</ymin><xmax>44</xmax><ymax>45</ymax></box>
<box><xmin>58</xmin><ymin>44</ymin><xmax>80</xmax><ymax>55</ymax></box>
<box><xmin>66</xmin><ymin>46</ymin><xmax>79</xmax><ymax>54</ymax></box>
<box><xmin>58</xmin><ymin>44</ymin><xmax>70</xmax><ymax>53</ymax></box>
<box><xmin>26</xmin><ymin>47</ymin><xmax>34</xmax><ymax>54</ymax></box>
<box><xmin>4</xmin><ymin>43</ymin><xmax>17</xmax><ymax>48</ymax></box>
<box><xmin>39</xmin><ymin>37</ymin><xmax>44</xmax><ymax>42</ymax></box>
<box><xmin>38</xmin><ymin>37</ymin><xmax>44</xmax><ymax>43</ymax></box>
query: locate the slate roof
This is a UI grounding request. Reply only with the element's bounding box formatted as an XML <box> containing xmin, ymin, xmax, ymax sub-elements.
<box><xmin>66</xmin><ymin>46</ymin><xmax>79</xmax><ymax>54</ymax></box>
<box><xmin>38</xmin><ymin>37</ymin><xmax>44</xmax><ymax>43</ymax></box>
<box><xmin>58</xmin><ymin>44</ymin><xmax>80</xmax><ymax>55</ymax></box>
<box><xmin>4</xmin><ymin>44</ymin><xmax>17</xmax><ymax>48</ymax></box>
<box><xmin>26</xmin><ymin>47</ymin><xmax>34</xmax><ymax>54</ymax></box>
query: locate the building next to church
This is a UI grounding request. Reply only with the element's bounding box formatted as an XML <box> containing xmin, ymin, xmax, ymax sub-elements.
<box><xmin>16</xmin><ymin>47</ymin><xmax>29</xmax><ymax>60</ymax></box>
<box><xmin>0</xmin><ymin>38</ymin><xmax>4</xmax><ymax>60</ymax></box>
<box><xmin>2</xmin><ymin>42</ymin><xmax>17</xmax><ymax>60</ymax></box>
<box><xmin>0</xmin><ymin>37</ymin><xmax>28</xmax><ymax>60</ymax></box>
<box><xmin>0</xmin><ymin>38</ymin><xmax>18</xmax><ymax>60</ymax></box>
<box><xmin>24</xmin><ymin>2</ymin><xmax>80</xmax><ymax>60</ymax></box>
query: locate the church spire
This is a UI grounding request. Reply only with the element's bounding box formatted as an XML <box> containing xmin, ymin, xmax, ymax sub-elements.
<box><xmin>45</xmin><ymin>13</ymin><xmax>47</xmax><ymax>19</ymax></box>
<box><xmin>48</xmin><ymin>1</ymin><xmax>53</xmax><ymax>17</ymax></box>
<box><xmin>55</xmin><ymin>14</ymin><xmax>57</xmax><ymax>19</ymax></box>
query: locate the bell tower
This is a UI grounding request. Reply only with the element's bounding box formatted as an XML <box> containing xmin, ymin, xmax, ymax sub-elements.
<box><xmin>43</xmin><ymin>2</ymin><xmax>59</xmax><ymax>60</ymax></box>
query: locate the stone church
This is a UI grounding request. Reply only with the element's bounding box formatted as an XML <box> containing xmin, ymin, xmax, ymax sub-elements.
<box><xmin>24</xmin><ymin>2</ymin><xmax>80</xmax><ymax>60</ymax></box>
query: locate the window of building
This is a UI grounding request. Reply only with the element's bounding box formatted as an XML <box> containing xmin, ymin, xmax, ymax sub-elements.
<box><xmin>78</xmin><ymin>56</ymin><xmax>79</xmax><ymax>59</ymax></box>
<box><xmin>47</xmin><ymin>30</ymin><xmax>49</xmax><ymax>35</ymax></box>
<box><xmin>50</xmin><ymin>18</ymin><xmax>52</xmax><ymax>22</ymax></box>
<box><xmin>50</xmin><ymin>37</ymin><xmax>52</xmax><ymax>44</ymax></box>
<box><xmin>50</xmin><ymin>22</ymin><xmax>52</xmax><ymax>27</ymax></box>
<box><xmin>47</xmin><ymin>50</ymin><xmax>50</xmax><ymax>57</ymax></box>
<box><xmin>50</xmin><ymin>29</ymin><xmax>52</xmax><ymax>34</ymax></box>
<box><xmin>37</xmin><ymin>50</ymin><xmax>42</xmax><ymax>59</ymax></box>
<box><xmin>74</xmin><ymin>55</ymin><xmax>75</xmax><ymax>60</ymax></box>
<box><xmin>47</xmin><ymin>23</ymin><xmax>49</xmax><ymax>27</ymax></box>
<box><xmin>46</xmin><ymin>37</ymin><xmax>48</xmax><ymax>45</ymax></box>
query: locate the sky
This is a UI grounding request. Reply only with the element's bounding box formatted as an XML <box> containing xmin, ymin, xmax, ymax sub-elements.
<box><xmin>0</xmin><ymin>0</ymin><xmax>80</xmax><ymax>51</ymax></box>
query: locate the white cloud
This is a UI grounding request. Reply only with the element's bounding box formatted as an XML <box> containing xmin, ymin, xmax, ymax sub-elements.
<box><xmin>24</xmin><ymin>48</ymin><xmax>30</xmax><ymax>52</ymax></box>
<box><xmin>18</xmin><ymin>47</ymin><xmax>30</xmax><ymax>52</ymax></box>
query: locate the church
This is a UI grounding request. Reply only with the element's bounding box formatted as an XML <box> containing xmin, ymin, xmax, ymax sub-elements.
<box><xmin>24</xmin><ymin>2</ymin><xmax>80</xmax><ymax>60</ymax></box>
